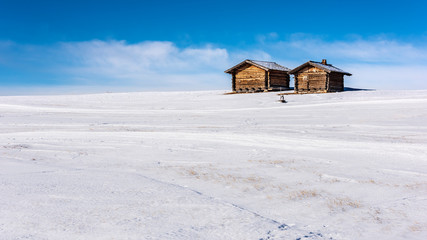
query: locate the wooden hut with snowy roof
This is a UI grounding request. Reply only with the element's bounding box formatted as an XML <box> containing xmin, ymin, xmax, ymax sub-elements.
<box><xmin>289</xmin><ymin>59</ymin><xmax>351</xmax><ymax>93</ymax></box>
<box><xmin>225</xmin><ymin>59</ymin><xmax>291</xmax><ymax>93</ymax></box>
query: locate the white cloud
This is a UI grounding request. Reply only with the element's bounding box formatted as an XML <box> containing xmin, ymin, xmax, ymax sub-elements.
<box><xmin>256</xmin><ymin>36</ymin><xmax>427</xmax><ymax>89</ymax></box>
<box><xmin>56</xmin><ymin>40</ymin><xmax>230</xmax><ymax>89</ymax></box>
<box><xmin>1</xmin><ymin>37</ymin><xmax>427</xmax><ymax>92</ymax></box>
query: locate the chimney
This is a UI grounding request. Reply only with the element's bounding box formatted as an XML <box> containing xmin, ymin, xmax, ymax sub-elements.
<box><xmin>321</xmin><ymin>59</ymin><xmax>327</xmax><ymax>65</ymax></box>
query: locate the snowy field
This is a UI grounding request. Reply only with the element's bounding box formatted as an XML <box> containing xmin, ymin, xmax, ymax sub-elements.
<box><xmin>1</xmin><ymin>90</ymin><xmax>427</xmax><ymax>239</ymax></box>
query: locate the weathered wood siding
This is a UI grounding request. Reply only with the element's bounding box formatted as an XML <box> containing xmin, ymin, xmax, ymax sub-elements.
<box><xmin>295</xmin><ymin>66</ymin><xmax>327</xmax><ymax>93</ymax></box>
<box><xmin>328</xmin><ymin>72</ymin><xmax>344</xmax><ymax>92</ymax></box>
<box><xmin>269</xmin><ymin>70</ymin><xmax>290</xmax><ymax>89</ymax></box>
<box><xmin>234</xmin><ymin>64</ymin><xmax>266</xmax><ymax>92</ymax></box>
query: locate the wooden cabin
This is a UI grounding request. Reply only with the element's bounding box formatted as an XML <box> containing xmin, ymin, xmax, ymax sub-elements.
<box><xmin>224</xmin><ymin>59</ymin><xmax>290</xmax><ymax>93</ymax></box>
<box><xmin>289</xmin><ymin>59</ymin><xmax>351</xmax><ymax>93</ymax></box>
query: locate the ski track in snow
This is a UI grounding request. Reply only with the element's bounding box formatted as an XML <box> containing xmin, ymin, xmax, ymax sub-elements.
<box><xmin>0</xmin><ymin>158</ymin><xmax>322</xmax><ymax>240</ymax></box>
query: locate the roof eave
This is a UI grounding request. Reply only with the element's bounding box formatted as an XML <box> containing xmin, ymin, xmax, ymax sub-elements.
<box><xmin>328</xmin><ymin>71</ymin><xmax>352</xmax><ymax>76</ymax></box>
<box><xmin>251</xmin><ymin>60</ymin><xmax>290</xmax><ymax>72</ymax></box>
<box><xmin>246</xmin><ymin>60</ymin><xmax>271</xmax><ymax>71</ymax></box>
<box><xmin>288</xmin><ymin>62</ymin><xmax>311</xmax><ymax>74</ymax></box>
<box><xmin>224</xmin><ymin>59</ymin><xmax>274</xmax><ymax>73</ymax></box>
<box><xmin>289</xmin><ymin>61</ymin><xmax>352</xmax><ymax>76</ymax></box>
<box><xmin>224</xmin><ymin>60</ymin><xmax>247</xmax><ymax>73</ymax></box>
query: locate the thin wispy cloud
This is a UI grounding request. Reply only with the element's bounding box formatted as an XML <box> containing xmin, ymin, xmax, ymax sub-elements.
<box><xmin>265</xmin><ymin>35</ymin><xmax>427</xmax><ymax>64</ymax></box>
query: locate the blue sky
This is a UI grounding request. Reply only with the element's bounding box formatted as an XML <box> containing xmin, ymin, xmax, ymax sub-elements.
<box><xmin>1</xmin><ymin>0</ymin><xmax>427</xmax><ymax>94</ymax></box>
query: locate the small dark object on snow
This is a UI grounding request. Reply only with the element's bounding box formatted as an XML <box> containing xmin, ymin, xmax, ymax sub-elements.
<box><xmin>279</xmin><ymin>95</ymin><xmax>287</xmax><ymax>103</ymax></box>
<box><xmin>278</xmin><ymin>223</ymin><xmax>289</xmax><ymax>230</ymax></box>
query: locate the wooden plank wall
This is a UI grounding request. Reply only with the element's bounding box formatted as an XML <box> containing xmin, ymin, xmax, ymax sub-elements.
<box><xmin>328</xmin><ymin>72</ymin><xmax>344</xmax><ymax>92</ymax></box>
<box><xmin>234</xmin><ymin>64</ymin><xmax>266</xmax><ymax>92</ymax></box>
<box><xmin>269</xmin><ymin>70</ymin><xmax>290</xmax><ymax>89</ymax></box>
<box><xmin>308</xmin><ymin>73</ymin><xmax>327</xmax><ymax>90</ymax></box>
<box><xmin>295</xmin><ymin>66</ymin><xmax>327</xmax><ymax>92</ymax></box>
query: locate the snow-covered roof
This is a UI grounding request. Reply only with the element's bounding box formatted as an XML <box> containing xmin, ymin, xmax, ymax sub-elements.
<box><xmin>289</xmin><ymin>61</ymin><xmax>352</xmax><ymax>76</ymax></box>
<box><xmin>224</xmin><ymin>59</ymin><xmax>291</xmax><ymax>73</ymax></box>
<box><xmin>249</xmin><ymin>60</ymin><xmax>291</xmax><ymax>71</ymax></box>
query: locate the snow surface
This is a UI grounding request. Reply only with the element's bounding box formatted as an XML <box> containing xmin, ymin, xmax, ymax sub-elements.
<box><xmin>1</xmin><ymin>90</ymin><xmax>427</xmax><ymax>239</ymax></box>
